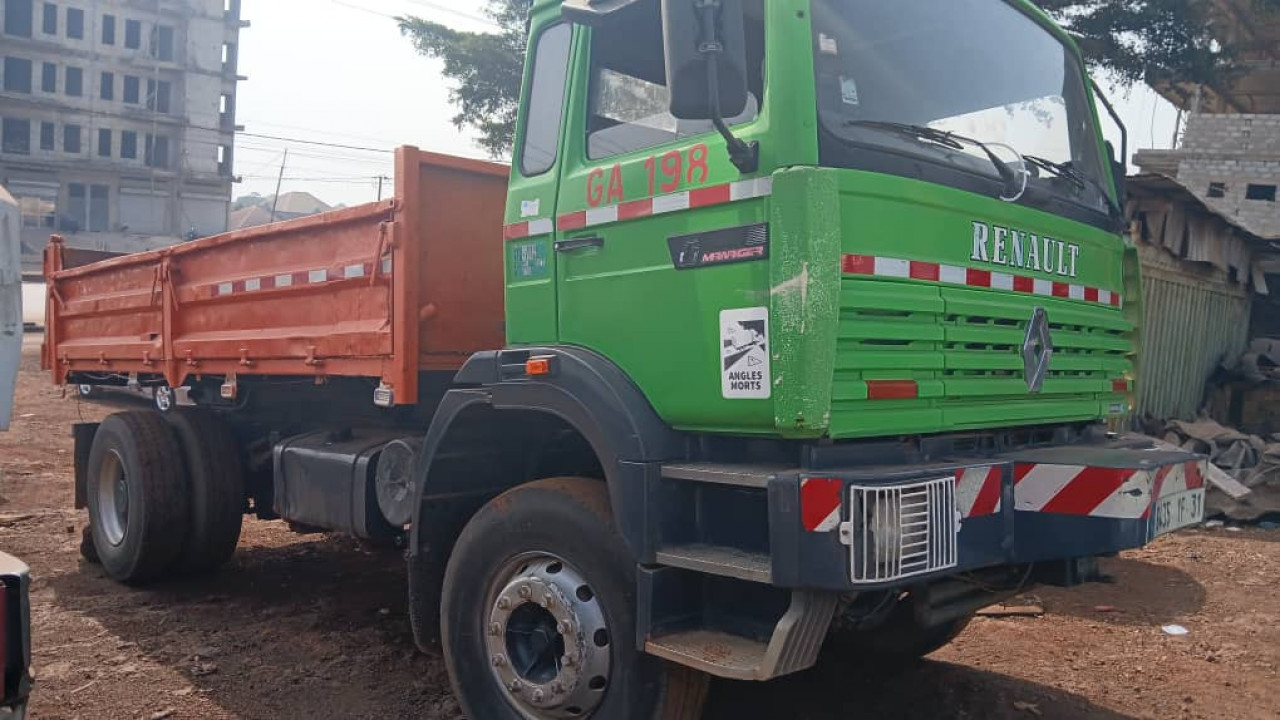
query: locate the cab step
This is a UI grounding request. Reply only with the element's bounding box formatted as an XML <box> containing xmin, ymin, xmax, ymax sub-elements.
<box><xmin>643</xmin><ymin>590</ymin><xmax>838</xmax><ymax>682</ymax></box>
<box><xmin>655</xmin><ymin>544</ymin><xmax>772</xmax><ymax>583</ymax></box>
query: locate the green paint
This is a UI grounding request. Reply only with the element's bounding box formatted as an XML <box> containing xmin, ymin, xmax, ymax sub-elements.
<box><xmin>504</xmin><ymin>0</ymin><xmax>1137</xmax><ymax>440</ymax></box>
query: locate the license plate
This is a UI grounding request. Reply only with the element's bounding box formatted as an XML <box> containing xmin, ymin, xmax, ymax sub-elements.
<box><xmin>1151</xmin><ymin>489</ymin><xmax>1205</xmax><ymax>537</ymax></box>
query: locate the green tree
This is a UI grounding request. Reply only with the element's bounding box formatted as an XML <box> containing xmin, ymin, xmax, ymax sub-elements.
<box><xmin>1038</xmin><ymin>0</ymin><xmax>1280</xmax><ymax>89</ymax></box>
<box><xmin>398</xmin><ymin>0</ymin><xmax>529</xmax><ymax>157</ymax></box>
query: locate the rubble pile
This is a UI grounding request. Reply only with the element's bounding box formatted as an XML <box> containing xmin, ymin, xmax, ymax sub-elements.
<box><xmin>1158</xmin><ymin>419</ymin><xmax>1280</xmax><ymax>521</ymax></box>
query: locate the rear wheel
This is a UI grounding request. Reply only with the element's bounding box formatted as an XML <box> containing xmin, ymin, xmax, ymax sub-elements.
<box><xmin>86</xmin><ymin>412</ymin><xmax>189</xmax><ymax>584</ymax></box>
<box><xmin>164</xmin><ymin>410</ymin><xmax>245</xmax><ymax>574</ymax></box>
<box><xmin>441</xmin><ymin>478</ymin><xmax>707</xmax><ymax>720</ymax></box>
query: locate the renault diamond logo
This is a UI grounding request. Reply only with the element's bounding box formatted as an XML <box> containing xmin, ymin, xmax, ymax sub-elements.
<box><xmin>1022</xmin><ymin>307</ymin><xmax>1054</xmax><ymax>393</ymax></box>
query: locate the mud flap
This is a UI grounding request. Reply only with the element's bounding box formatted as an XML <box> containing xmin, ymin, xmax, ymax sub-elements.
<box><xmin>1003</xmin><ymin>444</ymin><xmax>1208</xmax><ymax>563</ymax></box>
<box><xmin>0</xmin><ymin>188</ymin><xmax>21</xmax><ymax>432</ymax></box>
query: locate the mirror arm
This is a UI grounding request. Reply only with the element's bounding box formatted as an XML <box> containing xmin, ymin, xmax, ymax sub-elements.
<box><xmin>696</xmin><ymin>0</ymin><xmax>759</xmax><ymax>174</ymax></box>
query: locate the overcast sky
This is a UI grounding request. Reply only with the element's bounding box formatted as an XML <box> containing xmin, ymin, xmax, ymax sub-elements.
<box><xmin>234</xmin><ymin>0</ymin><xmax>1182</xmax><ymax>207</ymax></box>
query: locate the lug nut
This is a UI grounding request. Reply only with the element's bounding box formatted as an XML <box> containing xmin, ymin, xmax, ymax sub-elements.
<box><xmin>489</xmin><ymin>622</ymin><xmax>502</xmax><ymax>636</ymax></box>
<box><xmin>497</xmin><ymin>598</ymin><xmax>510</xmax><ymax>610</ymax></box>
<box><xmin>532</xmin><ymin>689</ymin><xmax>545</xmax><ymax>703</ymax></box>
<box><xmin>544</xmin><ymin>593</ymin><xmax>555</xmax><ymax>608</ymax></box>
<box><xmin>552</xmin><ymin>682</ymin><xmax>565</xmax><ymax>695</ymax></box>
<box><xmin>491</xmin><ymin>654</ymin><xmax>506</xmax><ymax>667</ymax></box>
<box><xmin>509</xmin><ymin>680</ymin><xmax>522</xmax><ymax>693</ymax></box>
<box><xmin>563</xmin><ymin>654</ymin><xmax>577</xmax><ymax>667</ymax></box>
<box><xmin>519</xmin><ymin>585</ymin><xmax>532</xmax><ymax>600</ymax></box>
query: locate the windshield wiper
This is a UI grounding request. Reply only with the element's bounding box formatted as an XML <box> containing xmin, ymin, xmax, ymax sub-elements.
<box><xmin>1023</xmin><ymin>154</ymin><xmax>1124</xmax><ymax>224</ymax></box>
<box><xmin>844</xmin><ymin>120</ymin><xmax>1022</xmax><ymax>200</ymax></box>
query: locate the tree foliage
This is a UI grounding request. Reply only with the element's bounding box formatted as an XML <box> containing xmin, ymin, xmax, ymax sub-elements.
<box><xmin>1038</xmin><ymin>0</ymin><xmax>1280</xmax><ymax>89</ymax></box>
<box><xmin>398</xmin><ymin>0</ymin><xmax>528</xmax><ymax>157</ymax></box>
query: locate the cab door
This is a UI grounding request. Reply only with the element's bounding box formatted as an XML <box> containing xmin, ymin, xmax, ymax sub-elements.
<box><xmin>0</xmin><ymin>189</ymin><xmax>22</xmax><ymax>431</ymax></box>
<box><xmin>551</xmin><ymin>0</ymin><xmax>775</xmax><ymax>432</ymax></box>
<box><xmin>503</xmin><ymin>18</ymin><xmax>576</xmax><ymax>345</ymax></box>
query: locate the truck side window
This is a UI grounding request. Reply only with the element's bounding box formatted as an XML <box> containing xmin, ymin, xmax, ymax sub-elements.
<box><xmin>586</xmin><ymin>0</ymin><xmax>764</xmax><ymax>160</ymax></box>
<box><xmin>519</xmin><ymin>23</ymin><xmax>573</xmax><ymax>177</ymax></box>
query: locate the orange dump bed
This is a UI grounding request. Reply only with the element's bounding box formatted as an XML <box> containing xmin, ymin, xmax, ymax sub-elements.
<box><xmin>43</xmin><ymin>148</ymin><xmax>509</xmax><ymax>406</ymax></box>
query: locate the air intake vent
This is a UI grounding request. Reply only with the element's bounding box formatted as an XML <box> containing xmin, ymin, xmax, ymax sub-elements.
<box><xmin>841</xmin><ymin>477</ymin><xmax>959</xmax><ymax>583</ymax></box>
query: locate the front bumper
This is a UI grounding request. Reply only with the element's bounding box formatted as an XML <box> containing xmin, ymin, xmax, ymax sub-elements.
<box><xmin>768</xmin><ymin>441</ymin><xmax>1206</xmax><ymax>591</ymax></box>
<box><xmin>0</xmin><ymin>552</ymin><xmax>31</xmax><ymax>715</ymax></box>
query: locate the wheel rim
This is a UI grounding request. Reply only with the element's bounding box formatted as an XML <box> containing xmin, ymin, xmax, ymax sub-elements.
<box><xmin>154</xmin><ymin>387</ymin><xmax>173</xmax><ymax>412</ymax></box>
<box><xmin>96</xmin><ymin>449</ymin><xmax>130</xmax><ymax>547</ymax></box>
<box><xmin>485</xmin><ymin>554</ymin><xmax>612</xmax><ymax>719</ymax></box>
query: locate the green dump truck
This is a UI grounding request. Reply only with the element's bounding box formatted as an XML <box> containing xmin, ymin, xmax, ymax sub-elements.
<box><xmin>34</xmin><ymin>0</ymin><xmax>1210</xmax><ymax>718</ymax></box>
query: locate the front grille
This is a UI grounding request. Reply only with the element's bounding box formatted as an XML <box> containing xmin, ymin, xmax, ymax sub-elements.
<box><xmin>830</xmin><ymin>278</ymin><xmax>1135</xmax><ymax>438</ymax></box>
<box><xmin>847</xmin><ymin>477</ymin><xmax>959</xmax><ymax>583</ymax></box>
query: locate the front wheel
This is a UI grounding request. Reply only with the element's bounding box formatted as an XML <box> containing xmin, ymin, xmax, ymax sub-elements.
<box><xmin>440</xmin><ymin>478</ymin><xmax>706</xmax><ymax>720</ymax></box>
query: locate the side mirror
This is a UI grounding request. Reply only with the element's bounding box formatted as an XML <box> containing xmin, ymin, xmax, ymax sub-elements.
<box><xmin>661</xmin><ymin>0</ymin><xmax>749</xmax><ymax>121</ymax></box>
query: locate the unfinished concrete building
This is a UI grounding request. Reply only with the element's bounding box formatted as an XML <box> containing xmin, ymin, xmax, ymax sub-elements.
<box><xmin>1134</xmin><ymin>0</ymin><xmax>1279</xmax><ymax>241</ymax></box>
<box><xmin>0</xmin><ymin>0</ymin><xmax>245</xmax><ymax>271</ymax></box>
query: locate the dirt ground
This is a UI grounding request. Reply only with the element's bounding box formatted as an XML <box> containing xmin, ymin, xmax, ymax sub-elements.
<box><xmin>2</xmin><ymin>333</ymin><xmax>1278</xmax><ymax>720</ymax></box>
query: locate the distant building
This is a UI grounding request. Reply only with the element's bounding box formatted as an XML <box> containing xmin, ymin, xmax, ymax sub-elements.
<box><xmin>228</xmin><ymin>191</ymin><xmax>332</xmax><ymax>230</ymax></box>
<box><xmin>0</xmin><ymin>0</ymin><xmax>247</xmax><ymax>270</ymax></box>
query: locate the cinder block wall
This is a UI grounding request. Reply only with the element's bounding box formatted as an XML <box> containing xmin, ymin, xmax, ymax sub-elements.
<box><xmin>1177</xmin><ymin>114</ymin><xmax>1280</xmax><ymax>239</ymax></box>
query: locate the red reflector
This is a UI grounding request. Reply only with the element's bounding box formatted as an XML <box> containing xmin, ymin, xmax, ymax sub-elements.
<box><xmin>1112</xmin><ymin>379</ymin><xmax>1129</xmax><ymax>393</ymax></box>
<box><xmin>866</xmin><ymin>380</ymin><xmax>919</xmax><ymax>400</ymax></box>
<box><xmin>842</xmin><ymin>254</ymin><xmax>875</xmax><ymax>275</ymax></box>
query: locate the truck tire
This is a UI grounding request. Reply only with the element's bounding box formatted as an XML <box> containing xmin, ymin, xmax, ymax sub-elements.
<box><xmin>86</xmin><ymin>412</ymin><xmax>190</xmax><ymax>584</ymax></box>
<box><xmin>821</xmin><ymin>601</ymin><xmax>972</xmax><ymax>669</ymax></box>
<box><xmin>440</xmin><ymin>478</ymin><xmax>707</xmax><ymax>720</ymax></box>
<box><xmin>165</xmin><ymin>410</ymin><xmax>246</xmax><ymax>574</ymax></box>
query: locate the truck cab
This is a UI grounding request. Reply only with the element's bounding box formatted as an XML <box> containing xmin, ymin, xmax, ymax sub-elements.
<box><xmin>507</xmin><ymin>0</ymin><xmax>1138</xmax><ymax>442</ymax></box>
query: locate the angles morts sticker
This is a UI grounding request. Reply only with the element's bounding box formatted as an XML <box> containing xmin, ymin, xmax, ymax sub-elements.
<box><xmin>721</xmin><ymin>307</ymin><xmax>772</xmax><ymax>400</ymax></box>
<box><xmin>670</xmin><ymin>223</ymin><xmax>769</xmax><ymax>271</ymax></box>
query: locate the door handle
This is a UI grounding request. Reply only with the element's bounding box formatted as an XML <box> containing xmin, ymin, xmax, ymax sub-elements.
<box><xmin>554</xmin><ymin>236</ymin><xmax>605</xmax><ymax>253</ymax></box>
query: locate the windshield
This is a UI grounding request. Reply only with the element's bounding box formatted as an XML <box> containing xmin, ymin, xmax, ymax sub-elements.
<box><xmin>811</xmin><ymin>0</ymin><xmax>1111</xmax><ymax>221</ymax></box>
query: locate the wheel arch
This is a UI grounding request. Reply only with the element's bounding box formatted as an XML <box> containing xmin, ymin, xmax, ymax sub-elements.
<box><xmin>408</xmin><ymin>347</ymin><xmax>685</xmax><ymax>562</ymax></box>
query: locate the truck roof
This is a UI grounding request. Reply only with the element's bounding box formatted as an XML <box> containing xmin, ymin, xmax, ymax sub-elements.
<box><xmin>530</xmin><ymin>0</ymin><xmax>1085</xmax><ymax>60</ymax></box>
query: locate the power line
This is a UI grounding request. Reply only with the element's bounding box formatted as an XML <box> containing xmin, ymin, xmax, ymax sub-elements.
<box><xmin>238</xmin><ymin>132</ymin><xmax>395</xmax><ymax>154</ymax></box>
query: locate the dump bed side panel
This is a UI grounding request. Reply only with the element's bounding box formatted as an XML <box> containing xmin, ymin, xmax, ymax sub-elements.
<box><xmin>396</xmin><ymin>150</ymin><xmax>508</xmax><ymax>379</ymax></box>
<box><xmin>46</xmin><ymin>148</ymin><xmax>509</xmax><ymax>406</ymax></box>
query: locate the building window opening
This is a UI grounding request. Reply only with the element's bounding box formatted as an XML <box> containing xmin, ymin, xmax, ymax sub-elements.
<box><xmin>1207</xmin><ymin>182</ymin><xmax>1227</xmax><ymax>199</ymax></box>
<box><xmin>1</xmin><ymin>118</ymin><xmax>31</xmax><ymax>155</ymax></box>
<box><xmin>66</xmin><ymin>6</ymin><xmax>83</xmax><ymax>39</ymax></box>
<box><xmin>41</xmin><ymin>2</ymin><xmax>55</xmax><ymax>35</ymax></box>
<box><xmin>4</xmin><ymin>0</ymin><xmax>34</xmax><ymax>38</ymax></box>
<box><xmin>124</xmin><ymin>18</ymin><xmax>141</xmax><ymax>49</ymax></box>
<box><xmin>1246</xmin><ymin>184</ymin><xmax>1277</xmax><ymax>203</ymax></box>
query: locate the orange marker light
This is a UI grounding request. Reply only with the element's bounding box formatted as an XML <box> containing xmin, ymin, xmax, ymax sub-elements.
<box><xmin>526</xmin><ymin>357</ymin><xmax>552</xmax><ymax>376</ymax></box>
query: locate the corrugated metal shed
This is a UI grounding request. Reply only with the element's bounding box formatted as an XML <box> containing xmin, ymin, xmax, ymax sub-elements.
<box><xmin>1128</xmin><ymin>174</ymin><xmax>1270</xmax><ymax>420</ymax></box>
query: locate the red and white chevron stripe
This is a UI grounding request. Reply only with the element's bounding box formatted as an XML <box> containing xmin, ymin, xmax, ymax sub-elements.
<box><xmin>955</xmin><ymin>466</ymin><xmax>1003</xmax><ymax>518</ymax></box>
<box><xmin>503</xmin><ymin>177</ymin><xmax>774</xmax><ymax>240</ymax></box>
<box><xmin>842</xmin><ymin>253</ymin><xmax>1123</xmax><ymax>308</ymax></box>
<box><xmin>1014</xmin><ymin>459</ymin><xmax>1207</xmax><ymax>520</ymax></box>
<box><xmin>199</xmin><ymin>255</ymin><xmax>393</xmax><ymax>299</ymax></box>
<box><xmin>801</xmin><ymin>478</ymin><xmax>844</xmax><ymax>533</ymax></box>
<box><xmin>801</xmin><ymin>468</ymin><xmax>1003</xmax><ymax>533</ymax></box>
